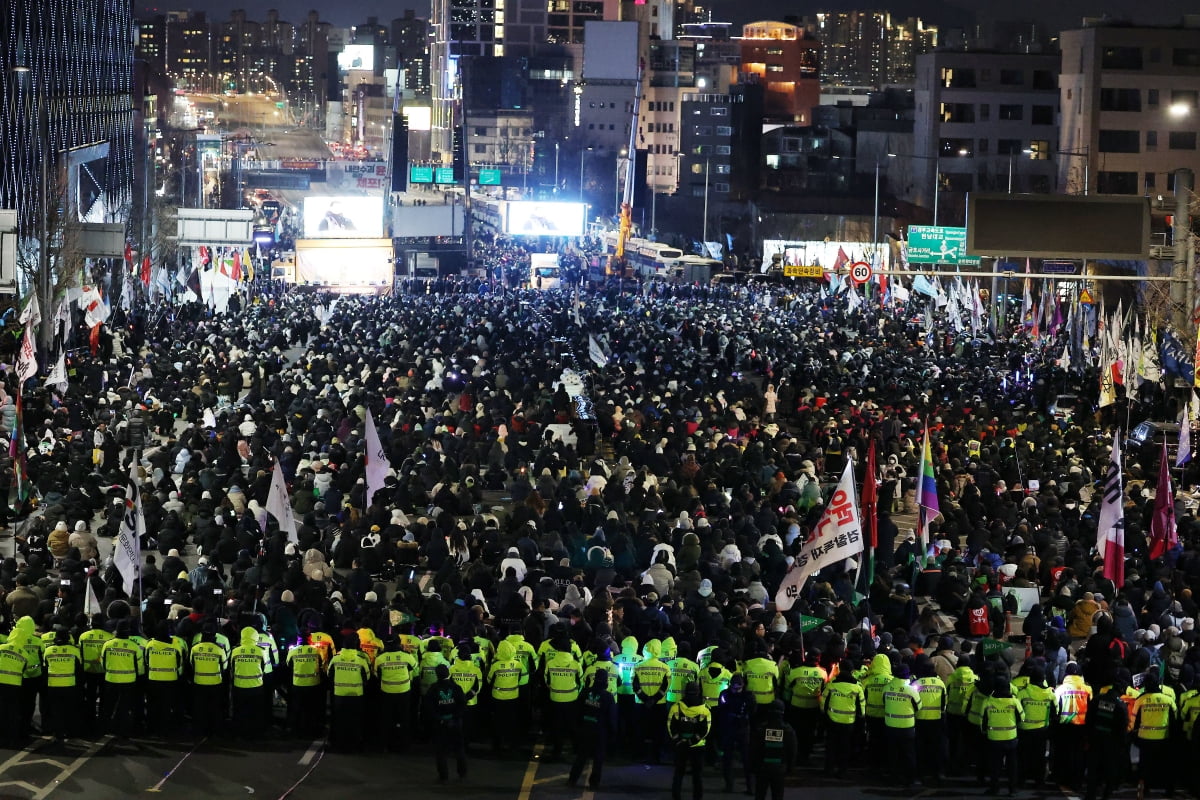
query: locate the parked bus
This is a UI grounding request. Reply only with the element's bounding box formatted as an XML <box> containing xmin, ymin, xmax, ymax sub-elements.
<box><xmin>601</xmin><ymin>231</ymin><xmax>683</xmax><ymax>277</ymax></box>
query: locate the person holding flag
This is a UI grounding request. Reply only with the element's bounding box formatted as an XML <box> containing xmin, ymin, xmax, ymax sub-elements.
<box><xmin>775</xmin><ymin>460</ymin><xmax>865</xmax><ymax>612</ymax></box>
<box><xmin>1096</xmin><ymin>438</ymin><xmax>1125</xmax><ymax>587</ymax></box>
<box><xmin>915</xmin><ymin>426</ymin><xmax>940</xmax><ymax>570</ymax></box>
<box><xmin>1149</xmin><ymin>443</ymin><xmax>1178</xmax><ymax>562</ymax></box>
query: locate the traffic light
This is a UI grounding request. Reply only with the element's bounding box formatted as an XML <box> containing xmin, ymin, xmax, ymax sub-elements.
<box><xmin>452</xmin><ymin>126</ymin><xmax>466</xmax><ymax>183</ymax></box>
<box><xmin>390</xmin><ymin>113</ymin><xmax>409</xmax><ymax>193</ymax></box>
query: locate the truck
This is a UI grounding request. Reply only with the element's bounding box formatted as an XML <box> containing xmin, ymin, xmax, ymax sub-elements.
<box><xmin>530</xmin><ymin>253</ymin><xmax>561</xmax><ymax>289</ymax></box>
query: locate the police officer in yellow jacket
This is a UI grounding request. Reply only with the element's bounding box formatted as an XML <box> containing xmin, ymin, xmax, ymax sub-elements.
<box><xmin>911</xmin><ymin>656</ymin><xmax>948</xmax><ymax>785</ymax></box>
<box><xmin>634</xmin><ymin>639</ymin><xmax>671</xmax><ymax>764</ymax></box>
<box><xmin>0</xmin><ymin>625</ymin><xmax>28</xmax><ymax>747</ymax></box>
<box><xmin>783</xmin><ymin>650</ymin><xmax>826</xmax><ymax>763</ymax></box>
<box><xmin>822</xmin><ymin>661</ymin><xmax>865</xmax><ymax>778</ymax></box>
<box><xmin>1015</xmin><ymin>664</ymin><xmax>1055</xmax><ymax>787</ymax></box>
<box><xmin>231</xmin><ymin>626</ymin><xmax>267</xmax><ymax>739</ymax></box>
<box><xmin>543</xmin><ymin>634</ymin><xmax>583</xmax><ymax>760</ymax></box>
<box><xmin>101</xmin><ymin>619</ymin><xmax>145</xmax><ymax>737</ymax></box>
<box><xmin>980</xmin><ymin>679</ymin><xmax>1024</xmax><ymax>795</ymax></box>
<box><xmin>487</xmin><ymin>638</ymin><xmax>525</xmax><ymax>754</ymax></box>
<box><xmin>1134</xmin><ymin>672</ymin><xmax>1177</xmax><ymax>797</ymax></box>
<box><xmin>450</xmin><ymin>641</ymin><xmax>484</xmax><ymax>750</ymax></box>
<box><xmin>667</xmin><ymin>683</ymin><xmax>711</xmax><ymax>800</ymax></box>
<box><xmin>77</xmin><ymin>616</ymin><xmax>111</xmax><ymax>736</ymax></box>
<box><xmin>12</xmin><ymin>616</ymin><xmax>44</xmax><ymax>739</ymax></box>
<box><xmin>882</xmin><ymin>664</ymin><xmax>922</xmax><ymax>789</ymax></box>
<box><xmin>145</xmin><ymin>622</ymin><xmax>184</xmax><ymax>738</ymax></box>
<box><xmin>860</xmin><ymin>654</ymin><xmax>893</xmax><ymax>769</ymax></box>
<box><xmin>190</xmin><ymin>627</ymin><xmax>229</xmax><ymax>738</ymax></box>
<box><xmin>328</xmin><ymin>634</ymin><xmax>370</xmax><ymax>752</ymax></box>
<box><xmin>374</xmin><ymin>636</ymin><xmax>418</xmax><ymax>751</ymax></box>
<box><xmin>42</xmin><ymin>628</ymin><xmax>81</xmax><ymax>742</ymax></box>
<box><xmin>286</xmin><ymin>635</ymin><xmax>325</xmax><ymax>739</ymax></box>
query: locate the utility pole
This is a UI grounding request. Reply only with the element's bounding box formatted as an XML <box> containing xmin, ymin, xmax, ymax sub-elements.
<box><xmin>1175</xmin><ymin>167</ymin><xmax>1195</xmax><ymax>334</ymax></box>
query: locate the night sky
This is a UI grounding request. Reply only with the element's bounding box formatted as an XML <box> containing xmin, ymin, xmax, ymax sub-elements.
<box><xmin>146</xmin><ymin>0</ymin><xmax>1190</xmax><ymax>31</ymax></box>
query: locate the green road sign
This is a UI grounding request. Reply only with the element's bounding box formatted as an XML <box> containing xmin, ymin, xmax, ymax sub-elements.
<box><xmin>907</xmin><ymin>225</ymin><xmax>981</xmax><ymax>266</ymax></box>
<box><xmin>409</xmin><ymin>166</ymin><xmax>434</xmax><ymax>184</ymax></box>
<box><xmin>434</xmin><ymin>167</ymin><xmax>456</xmax><ymax>185</ymax></box>
<box><xmin>478</xmin><ymin>168</ymin><xmax>502</xmax><ymax>186</ymax></box>
<box><xmin>275</xmin><ymin>101</ymin><xmax>285</xmax><ymax>109</ymax></box>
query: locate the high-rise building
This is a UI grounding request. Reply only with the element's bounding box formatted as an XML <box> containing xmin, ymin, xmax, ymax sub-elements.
<box><xmin>1</xmin><ymin>0</ymin><xmax>136</xmax><ymax>238</ymax></box>
<box><xmin>813</xmin><ymin>11</ymin><xmax>936</xmax><ymax>88</ymax></box>
<box><xmin>548</xmin><ymin>0</ymin><xmax>617</xmax><ymax>44</ymax></box>
<box><xmin>165</xmin><ymin>12</ymin><xmax>216</xmax><ymax>88</ymax></box>
<box><xmin>739</xmin><ymin>20</ymin><xmax>821</xmax><ymax>124</ymax></box>
<box><xmin>392</xmin><ymin>11</ymin><xmax>430</xmax><ymax>95</ymax></box>
<box><xmin>887</xmin><ymin>17</ymin><xmax>937</xmax><ymax>84</ymax></box>
<box><xmin>1058</xmin><ymin>19</ymin><xmax>1200</xmax><ymax>196</ymax></box>
<box><xmin>136</xmin><ymin>17</ymin><xmax>167</xmax><ymax>74</ymax></box>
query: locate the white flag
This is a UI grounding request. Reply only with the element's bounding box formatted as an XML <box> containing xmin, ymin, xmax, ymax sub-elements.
<box><xmin>775</xmin><ymin>460</ymin><xmax>864</xmax><ymax>611</ymax></box>
<box><xmin>84</xmin><ymin>577</ymin><xmax>101</xmax><ymax>616</ymax></box>
<box><xmin>364</xmin><ymin>408</ymin><xmax>390</xmax><ymax>508</ymax></box>
<box><xmin>1180</xmin><ymin>410</ymin><xmax>1193</xmax><ymax>468</ymax></box>
<box><xmin>572</xmin><ymin>285</ymin><xmax>582</xmax><ymax>327</ymax></box>
<box><xmin>202</xmin><ymin>407</ymin><xmax>217</xmax><ymax>429</ymax></box>
<box><xmin>15</xmin><ymin>326</ymin><xmax>37</xmax><ymax>385</ymax></box>
<box><xmin>265</xmin><ymin>461</ymin><xmax>299</xmax><ymax>544</ymax></box>
<box><xmin>46</xmin><ymin>349</ymin><xmax>67</xmax><ymax>391</ymax></box>
<box><xmin>588</xmin><ymin>335</ymin><xmax>609</xmax><ymax>368</ymax></box>
<box><xmin>18</xmin><ymin>292</ymin><xmax>40</xmax><ymax>329</ymax></box>
<box><xmin>1096</xmin><ymin>437</ymin><xmax>1125</xmax><ymax>560</ymax></box>
<box><xmin>113</xmin><ymin>467</ymin><xmax>143</xmax><ymax>596</ymax></box>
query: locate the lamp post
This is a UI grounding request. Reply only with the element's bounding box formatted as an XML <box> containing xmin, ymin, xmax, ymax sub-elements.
<box><xmin>702</xmin><ymin>157</ymin><xmax>710</xmax><ymax>243</ymax></box>
<box><xmin>615</xmin><ymin>148</ymin><xmax>627</xmax><ymax>216</ymax></box>
<box><xmin>579</xmin><ymin>146</ymin><xmax>593</xmax><ymax>201</ymax></box>
<box><xmin>554</xmin><ymin>142</ymin><xmax>559</xmax><ymax>195</ymax></box>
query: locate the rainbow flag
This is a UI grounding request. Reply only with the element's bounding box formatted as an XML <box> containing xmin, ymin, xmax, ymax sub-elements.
<box><xmin>914</xmin><ymin>425</ymin><xmax>940</xmax><ymax>562</ymax></box>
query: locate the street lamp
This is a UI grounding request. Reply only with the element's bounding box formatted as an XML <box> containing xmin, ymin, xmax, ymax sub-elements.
<box><xmin>579</xmin><ymin>146</ymin><xmax>593</xmax><ymax>201</ymax></box>
<box><xmin>615</xmin><ymin>148</ymin><xmax>628</xmax><ymax>216</ymax></box>
<box><xmin>1169</xmin><ymin>102</ymin><xmax>1192</xmax><ymax>118</ymax></box>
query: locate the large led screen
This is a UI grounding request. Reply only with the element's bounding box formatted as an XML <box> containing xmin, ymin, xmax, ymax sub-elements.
<box><xmin>295</xmin><ymin>239</ymin><xmax>394</xmax><ymax>288</ymax></box>
<box><xmin>504</xmin><ymin>201</ymin><xmax>586</xmax><ymax>237</ymax></box>
<box><xmin>303</xmin><ymin>196</ymin><xmax>384</xmax><ymax>239</ymax></box>
<box><xmin>338</xmin><ymin>45</ymin><xmax>375</xmax><ymax>73</ymax></box>
<box><xmin>761</xmin><ymin>240</ymin><xmax>890</xmax><ymax>271</ymax></box>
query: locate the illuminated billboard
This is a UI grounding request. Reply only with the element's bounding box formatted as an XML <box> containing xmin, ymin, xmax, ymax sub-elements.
<box><xmin>504</xmin><ymin>201</ymin><xmax>586</xmax><ymax>237</ymax></box>
<box><xmin>303</xmin><ymin>196</ymin><xmax>384</xmax><ymax>238</ymax></box>
<box><xmin>338</xmin><ymin>44</ymin><xmax>375</xmax><ymax>72</ymax></box>
<box><xmin>761</xmin><ymin>240</ymin><xmax>890</xmax><ymax>272</ymax></box>
<box><xmin>295</xmin><ymin>239</ymin><xmax>394</xmax><ymax>289</ymax></box>
<box><xmin>402</xmin><ymin>106</ymin><xmax>432</xmax><ymax>132</ymax></box>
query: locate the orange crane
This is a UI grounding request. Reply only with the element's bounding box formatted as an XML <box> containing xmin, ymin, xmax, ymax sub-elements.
<box><xmin>607</xmin><ymin>59</ymin><xmax>645</xmax><ymax>279</ymax></box>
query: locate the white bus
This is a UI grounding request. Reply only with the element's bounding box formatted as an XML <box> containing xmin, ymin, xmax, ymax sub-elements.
<box><xmin>601</xmin><ymin>231</ymin><xmax>684</xmax><ymax>277</ymax></box>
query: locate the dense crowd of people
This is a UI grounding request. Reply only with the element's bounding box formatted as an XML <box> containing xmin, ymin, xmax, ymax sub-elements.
<box><xmin>0</xmin><ymin>256</ymin><xmax>1197</xmax><ymax>799</ymax></box>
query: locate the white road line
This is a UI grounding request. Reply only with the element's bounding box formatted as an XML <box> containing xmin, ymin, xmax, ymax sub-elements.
<box><xmin>297</xmin><ymin>739</ymin><xmax>323</xmax><ymax>766</ymax></box>
<box><xmin>145</xmin><ymin>737</ymin><xmax>207</xmax><ymax>793</ymax></box>
<box><xmin>31</xmin><ymin>734</ymin><xmax>112</xmax><ymax>799</ymax></box>
<box><xmin>517</xmin><ymin>742</ymin><xmax>545</xmax><ymax>800</ymax></box>
<box><xmin>0</xmin><ymin>738</ymin><xmax>47</xmax><ymax>773</ymax></box>
<box><xmin>276</xmin><ymin>746</ymin><xmax>324</xmax><ymax>799</ymax></box>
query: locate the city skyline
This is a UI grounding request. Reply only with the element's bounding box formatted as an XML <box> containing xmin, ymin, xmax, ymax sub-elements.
<box><xmin>145</xmin><ymin>0</ymin><xmax>1191</xmax><ymax>31</ymax></box>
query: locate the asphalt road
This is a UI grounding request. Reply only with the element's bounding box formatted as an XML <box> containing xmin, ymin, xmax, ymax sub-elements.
<box><xmin>0</xmin><ymin>730</ymin><xmax>1110</xmax><ymax>800</ymax></box>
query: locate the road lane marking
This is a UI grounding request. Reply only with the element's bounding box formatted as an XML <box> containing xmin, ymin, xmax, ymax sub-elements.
<box><xmin>145</xmin><ymin>737</ymin><xmax>207</xmax><ymax>793</ymax></box>
<box><xmin>31</xmin><ymin>734</ymin><xmax>112</xmax><ymax>799</ymax></box>
<box><xmin>517</xmin><ymin>742</ymin><xmax>544</xmax><ymax>800</ymax></box>
<box><xmin>297</xmin><ymin>739</ymin><xmax>323</xmax><ymax>766</ymax></box>
<box><xmin>277</xmin><ymin>744</ymin><xmax>324</xmax><ymax>799</ymax></box>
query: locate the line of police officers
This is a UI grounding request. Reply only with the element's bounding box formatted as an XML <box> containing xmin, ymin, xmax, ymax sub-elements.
<box><xmin>5</xmin><ymin>609</ymin><xmax>1198</xmax><ymax>799</ymax></box>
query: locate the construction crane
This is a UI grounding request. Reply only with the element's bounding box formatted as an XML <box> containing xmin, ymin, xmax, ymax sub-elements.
<box><xmin>607</xmin><ymin>58</ymin><xmax>645</xmax><ymax>279</ymax></box>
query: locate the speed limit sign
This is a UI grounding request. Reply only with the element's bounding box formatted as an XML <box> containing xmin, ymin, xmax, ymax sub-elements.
<box><xmin>849</xmin><ymin>261</ymin><xmax>872</xmax><ymax>284</ymax></box>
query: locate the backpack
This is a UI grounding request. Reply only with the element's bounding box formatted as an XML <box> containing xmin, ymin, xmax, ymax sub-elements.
<box><xmin>1166</xmin><ymin>642</ymin><xmax>1187</xmax><ymax>681</ymax></box>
